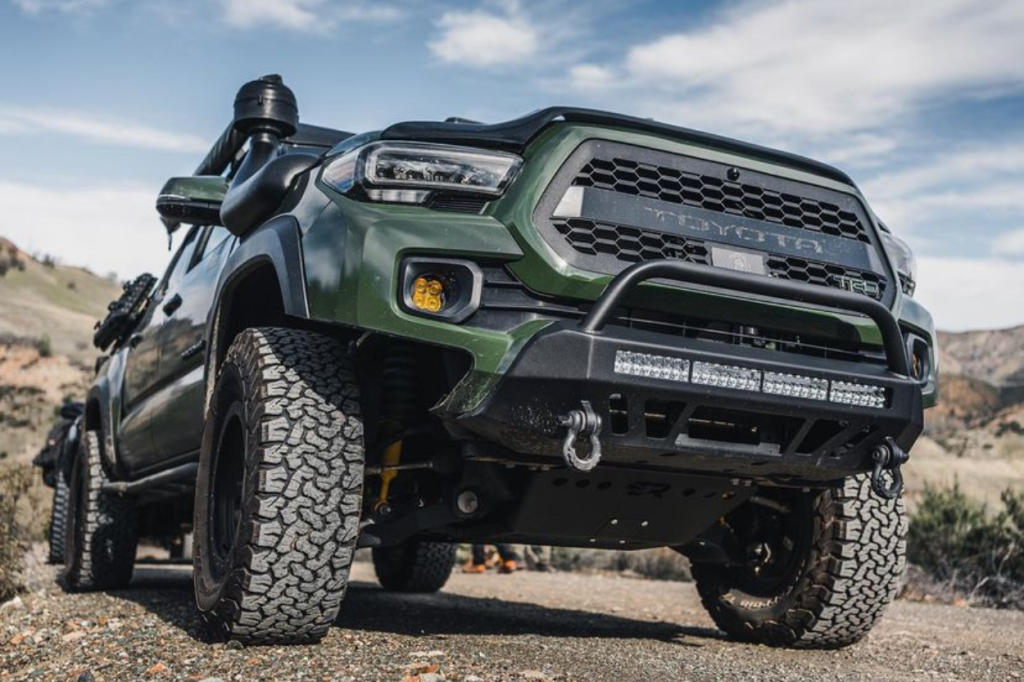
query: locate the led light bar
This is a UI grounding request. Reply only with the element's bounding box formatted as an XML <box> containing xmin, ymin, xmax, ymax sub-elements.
<box><xmin>613</xmin><ymin>349</ymin><xmax>889</xmax><ymax>409</ymax></box>
<box><xmin>614</xmin><ymin>350</ymin><xmax>689</xmax><ymax>382</ymax></box>
<box><xmin>830</xmin><ymin>381</ymin><xmax>887</xmax><ymax>409</ymax></box>
<box><xmin>692</xmin><ymin>361</ymin><xmax>761</xmax><ymax>392</ymax></box>
<box><xmin>763</xmin><ymin>371</ymin><xmax>829</xmax><ymax>401</ymax></box>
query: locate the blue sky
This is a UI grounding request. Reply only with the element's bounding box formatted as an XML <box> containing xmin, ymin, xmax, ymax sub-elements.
<box><xmin>1</xmin><ymin>0</ymin><xmax>1022</xmax><ymax>331</ymax></box>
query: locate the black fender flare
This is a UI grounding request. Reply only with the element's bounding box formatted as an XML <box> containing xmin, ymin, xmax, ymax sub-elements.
<box><xmin>203</xmin><ymin>215</ymin><xmax>310</xmax><ymax>411</ymax></box>
<box><xmin>85</xmin><ymin>354</ymin><xmax>125</xmax><ymax>478</ymax></box>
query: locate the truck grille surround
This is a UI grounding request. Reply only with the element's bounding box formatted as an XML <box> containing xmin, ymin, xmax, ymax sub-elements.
<box><xmin>534</xmin><ymin>140</ymin><xmax>894</xmax><ymax>304</ymax></box>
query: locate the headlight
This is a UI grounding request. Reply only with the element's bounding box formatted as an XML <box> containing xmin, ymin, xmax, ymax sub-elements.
<box><xmin>321</xmin><ymin>141</ymin><xmax>522</xmax><ymax>205</ymax></box>
<box><xmin>880</xmin><ymin>231</ymin><xmax>917</xmax><ymax>296</ymax></box>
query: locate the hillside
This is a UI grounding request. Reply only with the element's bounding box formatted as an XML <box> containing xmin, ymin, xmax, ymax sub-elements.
<box><xmin>939</xmin><ymin>325</ymin><xmax>1024</xmax><ymax>399</ymax></box>
<box><xmin>0</xmin><ymin>237</ymin><xmax>120</xmax><ymax>461</ymax></box>
<box><xmin>0</xmin><ymin>237</ymin><xmax>121</xmax><ymax>362</ymax></box>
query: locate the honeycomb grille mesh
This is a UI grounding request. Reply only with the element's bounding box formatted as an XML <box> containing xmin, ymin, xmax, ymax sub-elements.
<box><xmin>552</xmin><ymin>218</ymin><xmax>711</xmax><ymax>265</ymax></box>
<box><xmin>553</xmin><ymin>217</ymin><xmax>886</xmax><ymax>300</ymax></box>
<box><xmin>574</xmin><ymin>157</ymin><xmax>870</xmax><ymax>243</ymax></box>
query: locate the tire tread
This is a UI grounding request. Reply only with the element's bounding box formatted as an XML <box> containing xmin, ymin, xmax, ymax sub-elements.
<box><xmin>694</xmin><ymin>474</ymin><xmax>906</xmax><ymax>649</ymax></box>
<box><xmin>197</xmin><ymin>327</ymin><xmax>364</xmax><ymax>645</ymax></box>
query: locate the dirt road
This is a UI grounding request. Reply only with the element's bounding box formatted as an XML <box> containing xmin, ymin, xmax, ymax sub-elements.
<box><xmin>3</xmin><ymin>553</ymin><xmax>1023</xmax><ymax>682</ymax></box>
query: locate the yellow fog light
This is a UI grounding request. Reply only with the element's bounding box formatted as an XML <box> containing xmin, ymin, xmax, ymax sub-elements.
<box><xmin>411</xmin><ymin>275</ymin><xmax>445</xmax><ymax>313</ymax></box>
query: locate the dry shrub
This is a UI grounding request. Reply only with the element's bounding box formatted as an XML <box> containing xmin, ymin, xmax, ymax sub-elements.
<box><xmin>907</xmin><ymin>483</ymin><xmax>1024</xmax><ymax>609</ymax></box>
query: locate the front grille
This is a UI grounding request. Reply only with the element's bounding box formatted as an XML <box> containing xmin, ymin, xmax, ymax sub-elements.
<box><xmin>553</xmin><ymin>217</ymin><xmax>710</xmax><ymax>265</ymax></box>
<box><xmin>533</xmin><ymin>140</ymin><xmax>894</xmax><ymax>305</ymax></box>
<box><xmin>553</xmin><ymin>217</ymin><xmax>886</xmax><ymax>300</ymax></box>
<box><xmin>575</xmin><ymin>157</ymin><xmax>870</xmax><ymax>243</ymax></box>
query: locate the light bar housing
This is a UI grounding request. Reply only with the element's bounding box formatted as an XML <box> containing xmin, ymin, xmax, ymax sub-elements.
<box><xmin>830</xmin><ymin>381</ymin><xmax>888</xmax><ymax>409</ymax></box>
<box><xmin>614</xmin><ymin>350</ymin><xmax>689</xmax><ymax>382</ymax></box>
<box><xmin>321</xmin><ymin>140</ymin><xmax>522</xmax><ymax>205</ymax></box>
<box><xmin>692</xmin><ymin>361</ymin><xmax>761</xmax><ymax>392</ymax></box>
<box><xmin>763</xmin><ymin>371</ymin><xmax>829</xmax><ymax>401</ymax></box>
<box><xmin>613</xmin><ymin>349</ymin><xmax>888</xmax><ymax>409</ymax></box>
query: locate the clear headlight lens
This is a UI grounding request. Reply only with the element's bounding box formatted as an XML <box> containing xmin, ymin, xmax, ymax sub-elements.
<box><xmin>321</xmin><ymin>141</ymin><xmax>522</xmax><ymax>204</ymax></box>
<box><xmin>880</xmin><ymin>231</ymin><xmax>917</xmax><ymax>296</ymax></box>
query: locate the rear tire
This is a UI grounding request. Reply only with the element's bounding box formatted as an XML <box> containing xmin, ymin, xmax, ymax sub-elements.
<box><xmin>373</xmin><ymin>540</ymin><xmax>456</xmax><ymax>593</ymax></box>
<box><xmin>193</xmin><ymin>328</ymin><xmax>364</xmax><ymax>645</ymax></box>
<box><xmin>63</xmin><ymin>431</ymin><xmax>138</xmax><ymax>591</ymax></box>
<box><xmin>692</xmin><ymin>473</ymin><xmax>906</xmax><ymax>649</ymax></box>
<box><xmin>47</xmin><ymin>472</ymin><xmax>69</xmax><ymax>564</ymax></box>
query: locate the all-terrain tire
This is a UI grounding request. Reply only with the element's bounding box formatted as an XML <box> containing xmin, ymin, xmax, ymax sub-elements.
<box><xmin>193</xmin><ymin>328</ymin><xmax>364</xmax><ymax>645</ymax></box>
<box><xmin>47</xmin><ymin>472</ymin><xmax>69</xmax><ymax>564</ymax></box>
<box><xmin>63</xmin><ymin>431</ymin><xmax>138</xmax><ymax>590</ymax></box>
<box><xmin>692</xmin><ymin>473</ymin><xmax>906</xmax><ymax>649</ymax></box>
<box><xmin>373</xmin><ymin>540</ymin><xmax>457</xmax><ymax>593</ymax></box>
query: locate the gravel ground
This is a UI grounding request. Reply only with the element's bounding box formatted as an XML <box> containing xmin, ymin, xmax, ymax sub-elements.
<box><xmin>3</xmin><ymin>547</ymin><xmax>1023</xmax><ymax>682</ymax></box>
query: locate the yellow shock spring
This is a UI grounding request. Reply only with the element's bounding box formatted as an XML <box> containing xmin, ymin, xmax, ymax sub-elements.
<box><xmin>375</xmin><ymin>438</ymin><xmax>403</xmax><ymax>510</ymax></box>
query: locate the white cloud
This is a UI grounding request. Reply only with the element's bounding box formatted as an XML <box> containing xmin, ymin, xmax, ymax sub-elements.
<box><xmin>0</xmin><ymin>181</ymin><xmax>175</xmax><ymax>281</ymax></box>
<box><xmin>862</xmin><ymin>141</ymin><xmax>1024</xmax><ymax>241</ymax></box>
<box><xmin>916</xmin><ymin>256</ymin><xmax>1024</xmax><ymax>331</ymax></box>
<box><xmin>566</xmin><ymin>64</ymin><xmax>617</xmax><ymax>91</ymax></box>
<box><xmin>992</xmin><ymin>229</ymin><xmax>1024</xmax><ymax>256</ymax></box>
<box><xmin>866</xmin><ymin>144</ymin><xmax>1024</xmax><ymax>198</ymax></box>
<box><xmin>218</xmin><ymin>0</ymin><xmax>400</xmax><ymax>33</ymax></box>
<box><xmin>818</xmin><ymin>134</ymin><xmax>899</xmax><ymax>168</ymax></box>
<box><xmin>219</xmin><ymin>0</ymin><xmax>323</xmax><ymax>31</ymax></box>
<box><xmin>0</xmin><ymin>105</ymin><xmax>208</xmax><ymax>153</ymax></box>
<box><xmin>565</xmin><ymin>0</ymin><xmax>1024</xmax><ymax>140</ymax></box>
<box><xmin>429</xmin><ymin>2</ymin><xmax>539</xmax><ymax>68</ymax></box>
<box><xmin>12</xmin><ymin>0</ymin><xmax>110</xmax><ymax>14</ymax></box>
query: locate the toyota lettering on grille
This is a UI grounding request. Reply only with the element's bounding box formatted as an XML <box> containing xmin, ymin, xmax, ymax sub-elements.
<box><xmin>643</xmin><ymin>206</ymin><xmax>825</xmax><ymax>256</ymax></box>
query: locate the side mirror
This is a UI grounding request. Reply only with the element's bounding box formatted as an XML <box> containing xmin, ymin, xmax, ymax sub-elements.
<box><xmin>59</xmin><ymin>402</ymin><xmax>84</xmax><ymax>420</ymax></box>
<box><xmin>156</xmin><ymin>176</ymin><xmax>228</xmax><ymax>233</ymax></box>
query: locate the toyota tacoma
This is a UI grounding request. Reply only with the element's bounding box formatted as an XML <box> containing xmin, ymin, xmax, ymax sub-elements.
<box><xmin>65</xmin><ymin>75</ymin><xmax>937</xmax><ymax>648</ymax></box>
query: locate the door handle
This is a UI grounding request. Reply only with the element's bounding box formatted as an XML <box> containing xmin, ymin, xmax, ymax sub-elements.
<box><xmin>162</xmin><ymin>293</ymin><xmax>183</xmax><ymax>316</ymax></box>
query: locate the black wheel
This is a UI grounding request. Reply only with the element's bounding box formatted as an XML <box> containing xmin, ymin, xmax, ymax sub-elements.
<box><xmin>373</xmin><ymin>540</ymin><xmax>456</xmax><ymax>593</ymax></box>
<box><xmin>47</xmin><ymin>472</ymin><xmax>69</xmax><ymax>564</ymax></box>
<box><xmin>692</xmin><ymin>474</ymin><xmax>906</xmax><ymax>649</ymax></box>
<box><xmin>63</xmin><ymin>431</ymin><xmax>138</xmax><ymax>591</ymax></box>
<box><xmin>193</xmin><ymin>328</ymin><xmax>364</xmax><ymax>645</ymax></box>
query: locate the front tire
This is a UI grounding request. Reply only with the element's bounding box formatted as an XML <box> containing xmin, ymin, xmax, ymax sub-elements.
<box><xmin>373</xmin><ymin>540</ymin><xmax>456</xmax><ymax>593</ymax></box>
<box><xmin>193</xmin><ymin>328</ymin><xmax>364</xmax><ymax>645</ymax></box>
<box><xmin>63</xmin><ymin>431</ymin><xmax>138</xmax><ymax>590</ymax></box>
<box><xmin>692</xmin><ymin>474</ymin><xmax>906</xmax><ymax>649</ymax></box>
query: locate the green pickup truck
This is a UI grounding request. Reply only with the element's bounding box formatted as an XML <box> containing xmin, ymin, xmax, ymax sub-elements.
<box><xmin>61</xmin><ymin>75</ymin><xmax>935</xmax><ymax>648</ymax></box>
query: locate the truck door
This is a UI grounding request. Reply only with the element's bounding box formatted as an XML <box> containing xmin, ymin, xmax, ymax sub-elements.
<box><xmin>117</xmin><ymin>226</ymin><xmax>203</xmax><ymax>471</ymax></box>
<box><xmin>148</xmin><ymin>225</ymin><xmax>236</xmax><ymax>462</ymax></box>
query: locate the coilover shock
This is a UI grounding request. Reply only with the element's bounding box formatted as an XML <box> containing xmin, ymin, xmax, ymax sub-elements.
<box><xmin>375</xmin><ymin>343</ymin><xmax>419</xmax><ymax>512</ymax></box>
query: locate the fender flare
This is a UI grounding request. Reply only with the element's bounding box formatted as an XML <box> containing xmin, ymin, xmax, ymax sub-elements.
<box><xmin>203</xmin><ymin>215</ymin><xmax>310</xmax><ymax>411</ymax></box>
<box><xmin>85</xmin><ymin>351</ymin><xmax>126</xmax><ymax>478</ymax></box>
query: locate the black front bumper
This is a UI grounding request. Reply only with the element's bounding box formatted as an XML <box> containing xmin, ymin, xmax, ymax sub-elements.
<box><xmin>456</xmin><ymin>261</ymin><xmax>924</xmax><ymax>483</ymax></box>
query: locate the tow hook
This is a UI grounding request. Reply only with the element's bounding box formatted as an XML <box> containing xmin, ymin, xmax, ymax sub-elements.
<box><xmin>559</xmin><ymin>400</ymin><xmax>602</xmax><ymax>472</ymax></box>
<box><xmin>870</xmin><ymin>437</ymin><xmax>910</xmax><ymax>499</ymax></box>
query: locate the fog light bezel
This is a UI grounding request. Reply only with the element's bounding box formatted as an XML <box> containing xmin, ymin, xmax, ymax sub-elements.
<box><xmin>904</xmin><ymin>333</ymin><xmax>931</xmax><ymax>385</ymax></box>
<box><xmin>399</xmin><ymin>257</ymin><xmax>483</xmax><ymax>324</ymax></box>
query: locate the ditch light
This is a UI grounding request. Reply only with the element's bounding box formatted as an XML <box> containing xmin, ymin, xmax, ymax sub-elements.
<box><xmin>612</xmin><ymin>350</ymin><xmax>888</xmax><ymax>409</ymax></box>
